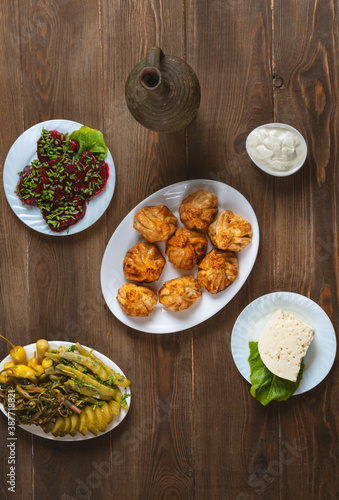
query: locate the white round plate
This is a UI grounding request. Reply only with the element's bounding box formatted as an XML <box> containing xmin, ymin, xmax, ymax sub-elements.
<box><xmin>101</xmin><ymin>179</ymin><xmax>260</xmax><ymax>334</ymax></box>
<box><xmin>0</xmin><ymin>341</ymin><xmax>131</xmax><ymax>441</ymax></box>
<box><xmin>231</xmin><ymin>292</ymin><xmax>337</xmax><ymax>395</ymax></box>
<box><xmin>3</xmin><ymin>119</ymin><xmax>116</xmax><ymax>235</ymax></box>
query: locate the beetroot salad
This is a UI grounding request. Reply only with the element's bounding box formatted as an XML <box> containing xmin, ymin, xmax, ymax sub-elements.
<box><xmin>15</xmin><ymin>126</ymin><xmax>109</xmax><ymax>232</ymax></box>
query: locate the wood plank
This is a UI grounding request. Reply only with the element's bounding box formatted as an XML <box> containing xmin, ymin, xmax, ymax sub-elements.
<box><xmin>0</xmin><ymin>2</ymin><xmax>32</xmax><ymax>498</ymax></box>
<box><xmin>185</xmin><ymin>1</ymin><xmax>281</xmax><ymax>499</ymax></box>
<box><xmin>98</xmin><ymin>1</ymin><xmax>192</xmax><ymax>498</ymax></box>
<box><xmin>8</xmin><ymin>1</ymin><xmax>109</xmax><ymax>498</ymax></box>
<box><xmin>272</xmin><ymin>1</ymin><xmax>339</xmax><ymax>498</ymax></box>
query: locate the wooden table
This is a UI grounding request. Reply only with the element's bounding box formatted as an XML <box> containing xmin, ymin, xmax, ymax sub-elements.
<box><xmin>1</xmin><ymin>1</ymin><xmax>338</xmax><ymax>499</ymax></box>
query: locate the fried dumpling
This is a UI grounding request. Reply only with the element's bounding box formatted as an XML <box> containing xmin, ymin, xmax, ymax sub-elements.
<box><xmin>116</xmin><ymin>283</ymin><xmax>158</xmax><ymax>317</ymax></box>
<box><xmin>197</xmin><ymin>249</ymin><xmax>239</xmax><ymax>294</ymax></box>
<box><xmin>133</xmin><ymin>205</ymin><xmax>178</xmax><ymax>243</ymax></box>
<box><xmin>123</xmin><ymin>242</ymin><xmax>165</xmax><ymax>283</ymax></box>
<box><xmin>165</xmin><ymin>227</ymin><xmax>208</xmax><ymax>270</ymax></box>
<box><xmin>179</xmin><ymin>189</ymin><xmax>218</xmax><ymax>230</ymax></box>
<box><xmin>208</xmin><ymin>210</ymin><xmax>252</xmax><ymax>251</ymax></box>
<box><xmin>159</xmin><ymin>276</ymin><xmax>202</xmax><ymax>312</ymax></box>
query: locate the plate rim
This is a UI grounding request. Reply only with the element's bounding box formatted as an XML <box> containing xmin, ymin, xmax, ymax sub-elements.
<box><xmin>3</xmin><ymin>119</ymin><xmax>116</xmax><ymax>236</ymax></box>
<box><xmin>231</xmin><ymin>291</ymin><xmax>337</xmax><ymax>395</ymax></box>
<box><xmin>0</xmin><ymin>341</ymin><xmax>131</xmax><ymax>441</ymax></box>
<box><xmin>100</xmin><ymin>178</ymin><xmax>260</xmax><ymax>334</ymax></box>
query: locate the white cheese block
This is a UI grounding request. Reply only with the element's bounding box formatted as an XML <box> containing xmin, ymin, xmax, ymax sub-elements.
<box><xmin>258</xmin><ymin>309</ymin><xmax>314</xmax><ymax>382</ymax></box>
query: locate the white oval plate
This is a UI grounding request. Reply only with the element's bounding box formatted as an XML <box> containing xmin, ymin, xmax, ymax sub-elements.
<box><xmin>101</xmin><ymin>179</ymin><xmax>260</xmax><ymax>334</ymax></box>
<box><xmin>3</xmin><ymin>119</ymin><xmax>116</xmax><ymax>235</ymax></box>
<box><xmin>0</xmin><ymin>341</ymin><xmax>131</xmax><ymax>441</ymax></box>
<box><xmin>231</xmin><ymin>292</ymin><xmax>337</xmax><ymax>395</ymax></box>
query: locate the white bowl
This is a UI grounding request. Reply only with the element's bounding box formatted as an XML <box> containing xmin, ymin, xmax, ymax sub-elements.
<box><xmin>245</xmin><ymin>123</ymin><xmax>307</xmax><ymax>177</ymax></box>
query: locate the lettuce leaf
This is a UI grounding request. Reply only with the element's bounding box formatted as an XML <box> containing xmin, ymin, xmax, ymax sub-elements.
<box><xmin>70</xmin><ymin>126</ymin><xmax>107</xmax><ymax>161</ymax></box>
<box><xmin>248</xmin><ymin>341</ymin><xmax>304</xmax><ymax>406</ymax></box>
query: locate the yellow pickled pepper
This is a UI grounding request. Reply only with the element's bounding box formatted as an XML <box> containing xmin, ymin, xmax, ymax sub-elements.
<box><xmin>33</xmin><ymin>365</ymin><xmax>45</xmax><ymax>377</ymax></box>
<box><xmin>27</xmin><ymin>356</ymin><xmax>39</xmax><ymax>368</ymax></box>
<box><xmin>0</xmin><ymin>362</ymin><xmax>15</xmax><ymax>383</ymax></box>
<box><xmin>36</xmin><ymin>339</ymin><xmax>49</xmax><ymax>364</ymax></box>
<box><xmin>3</xmin><ymin>361</ymin><xmax>15</xmax><ymax>370</ymax></box>
<box><xmin>0</xmin><ymin>373</ymin><xmax>10</xmax><ymax>383</ymax></box>
<box><xmin>0</xmin><ymin>365</ymin><xmax>38</xmax><ymax>383</ymax></box>
<box><xmin>0</xmin><ymin>335</ymin><xmax>27</xmax><ymax>365</ymax></box>
<box><xmin>27</xmin><ymin>356</ymin><xmax>45</xmax><ymax>377</ymax></box>
<box><xmin>41</xmin><ymin>358</ymin><xmax>53</xmax><ymax>369</ymax></box>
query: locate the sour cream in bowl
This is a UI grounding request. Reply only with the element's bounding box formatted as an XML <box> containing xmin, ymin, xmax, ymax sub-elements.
<box><xmin>245</xmin><ymin>123</ymin><xmax>307</xmax><ymax>177</ymax></box>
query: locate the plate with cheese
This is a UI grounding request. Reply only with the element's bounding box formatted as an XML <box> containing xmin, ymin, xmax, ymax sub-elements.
<box><xmin>231</xmin><ymin>292</ymin><xmax>337</xmax><ymax>396</ymax></box>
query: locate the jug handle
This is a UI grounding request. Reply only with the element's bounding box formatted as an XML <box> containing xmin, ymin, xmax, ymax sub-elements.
<box><xmin>140</xmin><ymin>47</ymin><xmax>164</xmax><ymax>90</ymax></box>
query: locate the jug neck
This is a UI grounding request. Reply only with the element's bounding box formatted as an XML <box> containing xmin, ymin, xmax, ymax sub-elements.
<box><xmin>139</xmin><ymin>47</ymin><xmax>170</xmax><ymax>99</ymax></box>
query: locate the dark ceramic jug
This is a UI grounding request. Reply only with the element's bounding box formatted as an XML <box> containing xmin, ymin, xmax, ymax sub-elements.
<box><xmin>125</xmin><ymin>47</ymin><xmax>201</xmax><ymax>133</ymax></box>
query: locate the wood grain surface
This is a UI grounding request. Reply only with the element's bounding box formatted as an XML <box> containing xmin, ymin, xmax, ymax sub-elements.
<box><xmin>0</xmin><ymin>1</ymin><xmax>338</xmax><ymax>499</ymax></box>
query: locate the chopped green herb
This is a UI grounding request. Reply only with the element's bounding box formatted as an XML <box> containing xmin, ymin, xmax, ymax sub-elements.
<box><xmin>120</xmin><ymin>393</ymin><xmax>130</xmax><ymax>406</ymax></box>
